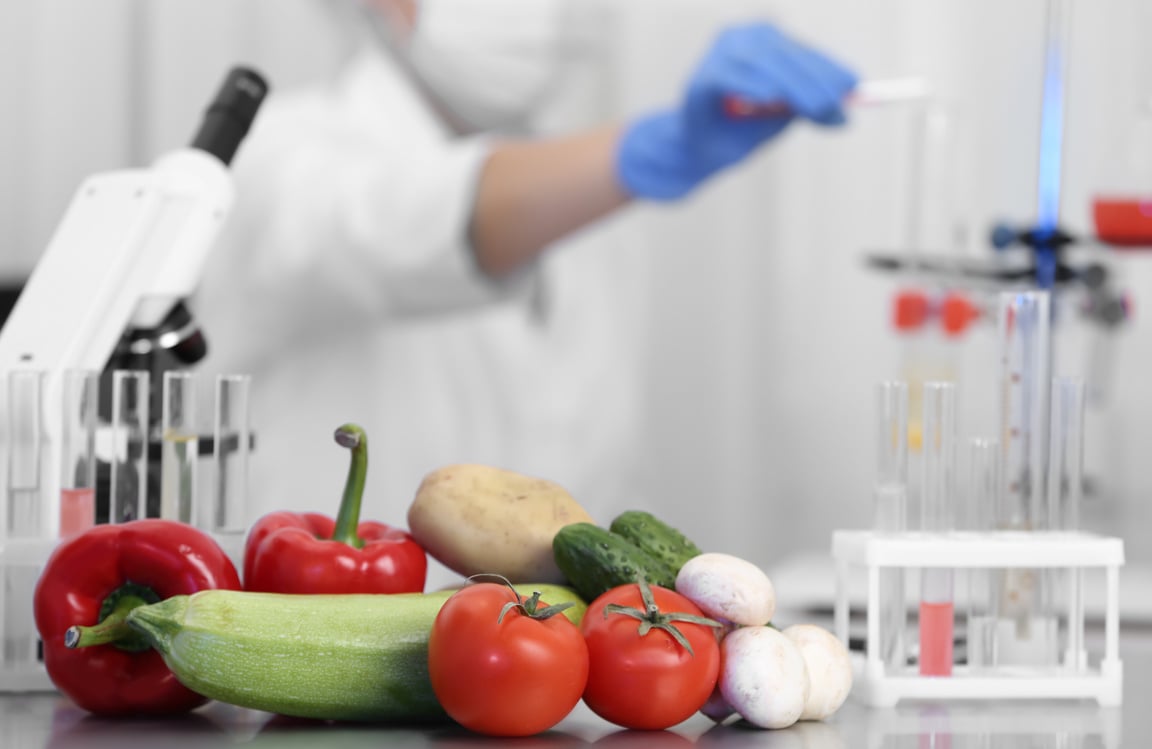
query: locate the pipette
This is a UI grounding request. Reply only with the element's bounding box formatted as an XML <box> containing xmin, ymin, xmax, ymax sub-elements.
<box><xmin>919</xmin><ymin>381</ymin><xmax>956</xmax><ymax>677</ymax></box>
<box><xmin>724</xmin><ymin>77</ymin><xmax>931</xmax><ymax>118</ymax></box>
<box><xmin>998</xmin><ymin>291</ymin><xmax>1051</xmax><ymax>531</ymax></box>
<box><xmin>995</xmin><ymin>290</ymin><xmax>1059</xmax><ymax>666</ymax></box>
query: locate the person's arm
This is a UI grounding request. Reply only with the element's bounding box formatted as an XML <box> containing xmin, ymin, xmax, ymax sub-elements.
<box><xmin>468</xmin><ymin>124</ymin><xmax>633</xmax><ymax>278</ymax></box>
<box><xmin>467</xmin><ymin>23</ymin><xmax>858</xmax><ymax>279</ymax></box>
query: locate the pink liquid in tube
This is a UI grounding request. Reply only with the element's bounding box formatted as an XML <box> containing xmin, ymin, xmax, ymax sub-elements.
<box><xmin>59</xmin><ymin>487</ymin><xmax>96</xmax><ymax>538</ymax></box>
<box><xmin>918</xmin><ymin>381</ymin><xmax>956</xmax><ymax>677</ymax></box>
<box><xmin>919</xmin><ymin>599</ymin><xmax>955</xmax><ymax>676</ymax></box>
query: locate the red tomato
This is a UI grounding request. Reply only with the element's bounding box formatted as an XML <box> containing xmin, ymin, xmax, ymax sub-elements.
<box><xmin>582</xmin><ymin>582</ymin><xmax>721</xmax><ymax>730</ymax></box>
<box><xmin>427</xmin><ymin>581</ymin><xmax>589</xmax><ymax>737</ymax></box>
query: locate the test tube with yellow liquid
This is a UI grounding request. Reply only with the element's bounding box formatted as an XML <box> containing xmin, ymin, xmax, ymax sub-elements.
<box><xmin>160</xmin><ymin>371</ymin><xmax>198</xmax><ymax>524</ymax></box>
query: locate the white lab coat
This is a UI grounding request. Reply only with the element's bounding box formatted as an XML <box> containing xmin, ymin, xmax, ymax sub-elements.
<box><xmin>194</xmin><ymin>41</ymin><xmax>649</xmax><ymax>586</ymax></box>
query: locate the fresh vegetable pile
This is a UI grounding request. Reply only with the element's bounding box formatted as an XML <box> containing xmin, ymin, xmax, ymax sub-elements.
<box><xmin>34</xmin><ymin>423</ymin><xmax>851</xmax><ymax>736</ymax></box>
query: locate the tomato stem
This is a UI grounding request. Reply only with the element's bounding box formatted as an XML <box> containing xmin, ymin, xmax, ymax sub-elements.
<box><xmin>603</xmin><ymin>578</ymin><xmax>722</xmax><ymax>656</ymax></box>
<box><xmin>465</xmin><ymin>574</ymin><xmax>576</xmax><ymax>622</ymax></box>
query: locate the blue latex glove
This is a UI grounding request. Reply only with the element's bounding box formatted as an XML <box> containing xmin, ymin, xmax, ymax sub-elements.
<box><xmin>617</xmin><ymin>23</ymin><xmax>859</xmax><ymax>201</ymax></box>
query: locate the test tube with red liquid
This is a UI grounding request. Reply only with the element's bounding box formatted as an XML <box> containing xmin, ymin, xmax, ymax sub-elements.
<box><xmin>723</xmin><ymin>77</ymin><xmax>931</xmax><ymax>118</ymax></box>
<box><xmin>59</xmin><ymin>369</ymin><xmax>98</xmax><ymax>538</ymax></box>
<box><xmin>919</xmin><ymin>381</ymin><xmax>956</xmax><ymax>677</ymax></box>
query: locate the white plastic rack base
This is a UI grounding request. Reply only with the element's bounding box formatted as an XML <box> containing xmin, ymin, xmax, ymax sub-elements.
<box><xmin>832</xmin><ymin>529</ymin><xmax>1125</xmax><ymax>707</ymax></box>
<box><xmin>0</xmin><ymin>538</ymin><xmax>57</xmax><ymax>693</ymax></box>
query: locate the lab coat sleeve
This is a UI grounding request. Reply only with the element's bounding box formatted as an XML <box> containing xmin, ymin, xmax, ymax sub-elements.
<box><xmin>197</xmin><ymin>61</ymin><xmax>537</xmax><ymax>362</ymax></box>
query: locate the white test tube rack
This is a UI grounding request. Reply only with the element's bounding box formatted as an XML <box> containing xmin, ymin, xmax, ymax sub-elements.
<box><xmin>0</xmin><ymin>370</ymin><xmax>254</xmax><ymax>693</ymax></box>
<box><xmin>832</xmin><ymin>529</ymin><xmax>1124</xmax><ymax>707</ymax></box>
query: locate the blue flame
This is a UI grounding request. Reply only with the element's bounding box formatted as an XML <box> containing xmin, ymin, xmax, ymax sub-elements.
<box><xmin>1036</xmin><ymin>18</ymin><xmax>1066</xmax><ymax>237</ymax></box>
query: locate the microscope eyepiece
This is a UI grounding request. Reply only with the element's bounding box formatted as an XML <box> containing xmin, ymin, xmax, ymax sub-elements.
<box><xmin>190</xmin><ymin>66</ymin><xmax>270</xmax><ymax>166</ymax></box>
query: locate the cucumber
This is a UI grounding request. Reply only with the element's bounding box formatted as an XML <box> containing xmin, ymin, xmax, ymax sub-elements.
<box><xmin>552</xmin><ymin>522</ymin><xmax>678</xmax><ymax>602</ymax></box>
<box><xmin>125</xmin><ymin>584</ymin><xmax>585</xmax><ymax>722</ymax></box>
<box><xmin>609</xmin><ymin>509</ymin><xmax>703</xmax><ymax>575</ymax></box>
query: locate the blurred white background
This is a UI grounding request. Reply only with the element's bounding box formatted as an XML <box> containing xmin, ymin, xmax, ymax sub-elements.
<box><xmin>2</xmin><ymin>0</ymin><xmax>1150</xmax><ymax>581</ymax></box>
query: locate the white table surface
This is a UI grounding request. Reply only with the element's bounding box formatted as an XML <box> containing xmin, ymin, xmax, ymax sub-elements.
<box><xmin>4</xmin><ymin>630</ymin><xmax>1150</xmax><ymax>749</ymax></box>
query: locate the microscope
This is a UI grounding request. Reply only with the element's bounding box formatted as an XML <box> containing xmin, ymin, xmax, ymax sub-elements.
<box><xmin>0</xmin><ymin>66</ymin><xmax>269</xmax><ymax>540</ymax></box>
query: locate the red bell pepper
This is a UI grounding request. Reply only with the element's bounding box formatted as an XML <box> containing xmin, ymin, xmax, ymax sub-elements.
<box><xmin>242</xmin><ymin>423</ymin><xmax>427</xmax><ymax>594</ymax></box>
<box><xmin>32</xmin><ymin>518</ymin><xmax>242</xmax><ymax>715</ymax></box>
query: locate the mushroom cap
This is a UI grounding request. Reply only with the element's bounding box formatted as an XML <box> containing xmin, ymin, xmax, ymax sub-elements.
<box><xmin>675</xmin><ymin>552</ymin><xmax>776</xmax><ymax>626</ymax></box>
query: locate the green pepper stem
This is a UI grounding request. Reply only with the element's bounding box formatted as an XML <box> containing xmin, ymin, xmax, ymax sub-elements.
<box><xmin>64</xmin><ymin>591</ymin><xmax>153</xmax><ymax>651</ymax></box>
<box><xmin>331</xmin><ymin>423</ymin><xmax>368</xmax><ymax>548</ymax></box>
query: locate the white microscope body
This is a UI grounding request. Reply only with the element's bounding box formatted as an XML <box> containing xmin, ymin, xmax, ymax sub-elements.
<box><xmin>0</xmin><ymin>67</ymin><xmax>268</xmax><ymax>540</ymax></box>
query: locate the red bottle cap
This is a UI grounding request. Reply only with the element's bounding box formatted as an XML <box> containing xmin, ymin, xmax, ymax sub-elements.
<box><xmin>893</xmin><ymin>289</ymin><xmax>930</xmax><ymax>331</ymax></box>
<box><xmin>940</xmin><ymin>292</ymin><xmax>980</xmax><ymax>336</ymax></box>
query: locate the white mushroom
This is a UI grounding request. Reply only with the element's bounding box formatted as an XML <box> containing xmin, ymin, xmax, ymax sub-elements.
<box><xmin>782</xmin><ymin>623</ymin><xmax>854</xmax><ymax>721</ymax></box>
<box><xmin>718</xmin><ymin>625</ymin><xmax>809</xmax><ymax>730</ymax></box>
<box><xmin>675</xmin><ymin>552</ymin><xmax>776</xmax><ymax>626</ymax></box>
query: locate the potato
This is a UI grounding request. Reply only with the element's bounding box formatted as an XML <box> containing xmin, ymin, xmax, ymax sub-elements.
<box><xmin>407</xmin><ymin>464</ymin><xmax>594</xmax><ymax>584</ymax></box>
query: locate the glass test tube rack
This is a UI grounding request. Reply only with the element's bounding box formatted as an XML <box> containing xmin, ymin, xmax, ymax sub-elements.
<box><xmin>832</xmin><ymin>529</ymin><xmax>1124</xmax><ymax>707</ymax></box>
<box><xmin>0</xmin><ymin>370</ymin><xmax>253</xmax><ymax>693</ymax></box>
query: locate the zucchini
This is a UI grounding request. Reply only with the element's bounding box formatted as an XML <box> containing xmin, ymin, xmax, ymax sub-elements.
<box><xmin>609</xmin><ymin>509</ymin><xmax>703</xmax><ymax>575</ymax></box>
<box><xmin>552</xmin><ymin>522</ymin><xmax>678</xmax><ymax>601</ymax></box>
<box><xmin>124</xmin><ymin>584</ymin><xmax>585</xmax><ymax>722</ymax></box>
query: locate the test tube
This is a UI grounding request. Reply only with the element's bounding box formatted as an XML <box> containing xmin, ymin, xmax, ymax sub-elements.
<box><xmin>995</xmin><ymin>290</ymin><xmax>1057</xmax><ymax>666</ymax></box>
<box><xmin>875</xmin><ymin>380</ymin><xmax>910</xmax><ymax>530</ymax></box>
<box><xmin>1047</xmin><ymin>376</ymin><xmax>1087</xmax><ymax>671</ymax></box>
<box><xmin>873</xmin><ymin>380</ymin><xmax>909</xmax><ymax>671</ymax></box>
<box><xmin>59</xmin><ymin>369</ymin><xmax>99</xmax><ymax>538</ymax></box>
<box><xmin>211</xmin><ymin>374</ymin><xmax>251</xmax><ymax>535</ymax></box>
<box><xmin>1</xmin><ymin>371</ymin><xmax>48</xmax><ymax>675</ymax></box>
<box><xmin>919</xmin><ymin>381</ymin><xmax>956</xmax><ymax>677</ymax></box>
<box><xmin>1047</xmin><ymin>376</ymin><xmax>1085</xmax><ymax>532</ymax></box>
<box><xmin>109</xmin><ymin>370</ymin><xmax>150</xmax><ymax>524</ymax></box>
<box><xmin>966</xmin><ymin>437</ymin><xmax>1001</xmax><ymax>671</ymax></box>
<box><xmin>5</xmin><ymin>370</ymin><xmax>46</xmax><ymax>539</ymax></box>
<box><xmin>160</xmin><ymin>371</ymin><xmax>199</xmax><ymax>523</ymax></box>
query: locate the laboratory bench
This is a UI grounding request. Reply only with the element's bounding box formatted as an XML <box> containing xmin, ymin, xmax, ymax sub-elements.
<box><xmin>4</xmin><ymin>630</ymin><xmax>1151</xmax><ymax>749</ymax></box>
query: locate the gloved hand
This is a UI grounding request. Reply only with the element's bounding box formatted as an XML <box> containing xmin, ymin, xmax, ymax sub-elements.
<box><xmin>616</xmin><ymin>23</ymin><xmax>858</xmax><ymax>201</ymax></box>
